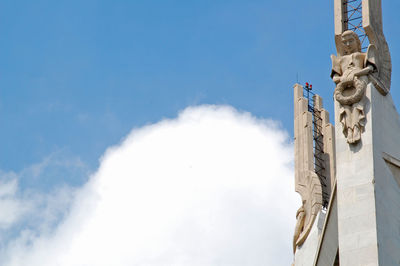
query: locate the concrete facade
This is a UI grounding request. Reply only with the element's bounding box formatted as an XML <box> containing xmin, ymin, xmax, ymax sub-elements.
<box><xmin>370</xmin><ymin>85</ymin><xmax>400</xmax><ymax>265</ymax></box>
<box><xmin>293</xmin><ymin>1</ymin><xmax>396</xmax><ymax>264</ymax></box>
<box><xmin>293</xmin><ymin>84</ymin><xmax>323</xmax><ymax>253</ymax></box>
<box><xmin>334</xmin><ymin>0</ymin><xmax>391</xmax><ymax>95</ymax></box>
<box><xmin>314</xmin><ymin>185</ymin><xmax>338</xmax><ymax>266</ymax></box>
<box><xmin>293</xmin><ymin>84</ymin><xmax>400</xmax><ymax>266</ymax></box>
<box><xmin>293</xmin><ymin>84</ymin><xmax>336</xmax><ymax>265</ymax></box>
<box><xmin>335</xmin><ymin>84</ymin><xmax>400</xmax><ymax>265</ymax></box>
<box><xmin>295</xmin><ymin>211</ymin><xmax>326</xmax><ymax>266</ymax></box>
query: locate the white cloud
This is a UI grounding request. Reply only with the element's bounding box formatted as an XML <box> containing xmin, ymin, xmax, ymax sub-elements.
<box><xmin>1</xmin><ymin>105</ymin><xmax>300</xmax><ymax>266</ymax></box>
<box><xmin>0</xmin><ymin>178</ymin><xmax>24</xmax><ymax>229</ymax></box>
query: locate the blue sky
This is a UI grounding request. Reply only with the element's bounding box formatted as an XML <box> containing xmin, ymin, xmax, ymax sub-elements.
<box><xmin>1</xmin><ymin>1</ymin><xmax>400</xmax><ymax>264</ymax></box>
<box><xmin>1</xmin><ymin>0</ymin><xmax>399</xmax><ymax>182</ymax></box>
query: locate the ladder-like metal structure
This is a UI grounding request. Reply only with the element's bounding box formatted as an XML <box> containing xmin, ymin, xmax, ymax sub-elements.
<box><xmin>304</xmin><ymin>85</ymin><xmax>329</xmax><ymax>207</ymax></box>
<box><xmin>343</xmin><ymin>0</ymin><xmax>369</xmax><ymax>51</ymax></box>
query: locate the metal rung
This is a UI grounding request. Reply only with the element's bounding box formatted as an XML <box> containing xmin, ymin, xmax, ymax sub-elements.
<box><xmin>303</xmin><ymin>85</ymin><xmax>330</xmax><ymax>207</ymax></box>
<box><xmin>344</xmin><ymin>16</ymin><xmax>362</xmax><ymax>22</ymax></box>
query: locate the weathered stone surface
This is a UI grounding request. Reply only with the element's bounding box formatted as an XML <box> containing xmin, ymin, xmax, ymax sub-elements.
<box><xmin>363</xmin><ymin>0</ymin><xmax>392</xmax><ymax>94</ymax></box>
<box><xmin>294</xmin><ymin>211</ymin><xmax>325</xmax><ymax>266</ymax></box>
<box><xmin>330</xmin><ymin>2</ymin><xmax>398</xmax><ymax>264</ymax></box>
<box><xmin>314</xmin><ymin>185</ymin><xmax>338</xmax><ymax>266</ymax></box>
<box><xmin>331</xmin><ymin>31</ymin><xmax>374</xmax><ymax>144</ymax></box>
<box><xmin>293</xmin><ymin>84</ymin><xmax>336</xmax><ymax>263</ymax></box>
<box><xmin>335</xmin><ymin>83</ymin><xmax>400</xmax><ymax>265</ymax></box>
<box><xmin>333</xmin><ymin>0</ymin><xmax>391</xmax><ymax>94</ymax></box>
<box><xmin>293</xmin><ymin>84</ymin><xmax>323</xmax><ymax>253</ymax></box>
<box><xmin>331</xmin><ymin>0</ymin><xmax>393</xmax><ymax>143</ymax></box>
<box><xmin>293</xmin><ymin>1</ymin><xmax>397</xmax><ymax>265</ymax></box>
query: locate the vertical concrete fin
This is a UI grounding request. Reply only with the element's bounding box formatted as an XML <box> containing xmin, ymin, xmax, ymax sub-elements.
<box><xmin>293</xmin><ymin>84</ymin><xmax>324</xmax><ymax>265</ymax></box>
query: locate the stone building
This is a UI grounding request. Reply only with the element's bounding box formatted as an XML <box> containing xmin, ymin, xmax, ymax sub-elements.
<box><xmin>292</xmin><ymin>1</ymin><xmax>400</xmax><ymax>265</ymax></box>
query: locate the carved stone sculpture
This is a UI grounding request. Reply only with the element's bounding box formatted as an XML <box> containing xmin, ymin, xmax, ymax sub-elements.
<box><xmin>293</xmin><ymin>206</ymin><xmax>305</xmax><ymax>253</ymax></box>
<box><xmin>332</xmin><ymin>0</ymin><xmax>392</xmax><ymax>144</ymax></box>
<box><xmin>331</xmin><ymin>31</ymin><xmax>374</xmax><ymax>144</ymax></box>
<box><xmin>362</xmin><ymin>0</ymin><xmax>392</xmax><ymax>95</ymax></box>
<box><xmin>293</xmin><ymin>171</ymin><xmax>322</xmax><ymax>251</ymax></box>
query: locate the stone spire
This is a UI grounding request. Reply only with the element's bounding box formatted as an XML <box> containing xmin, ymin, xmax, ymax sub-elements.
<box><xmin>312</xmin><ymin>1</ymin><xmax>400</xmax><ymax>265</ymax></box>
<box><xmin>292</xmin><ymin>84</ymin><xmax>335</xmax><ymax>264</ymax></box>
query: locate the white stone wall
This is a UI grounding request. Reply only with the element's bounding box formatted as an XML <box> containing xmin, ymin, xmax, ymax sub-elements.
<box><xmin>335</xmin><ymin>84</ymin><xmax>400</xmax><ymax>265</ymax></box>
<box><xmin>335</xmin><ymin>84</ymin><xmax>379</xmax><ymax>265</ymax></box>
<box><xmin>294</xmin><ymin>211</ymin><xmax>325</xmax><ymax>266</ymax></box>
<box><xmin>370</xmin><ymin>85</ymin><xmax>400</xmax><ymax>265</ymax></box>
